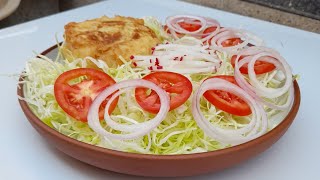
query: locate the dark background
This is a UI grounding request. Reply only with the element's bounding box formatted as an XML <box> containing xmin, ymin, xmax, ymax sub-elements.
<box><xmin>1</xmin><ymin>0</ymin><xmax>319</xmax><ymax>33</ymax></box>
<box><xmin>0</xmin><ymin>0</ymin><xmax>100</xmax><ymax>28</ymax></box>
<box><xmin>245</xmin><ymin>0</ymin><xmax>320</xmax><ymax>20</ymax></box>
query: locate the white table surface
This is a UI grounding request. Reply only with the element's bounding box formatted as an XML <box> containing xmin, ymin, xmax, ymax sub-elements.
<box><xmin>0</xmin><ymin>0</ymin><xmax>319</xmax><ymax>179</ymax></box>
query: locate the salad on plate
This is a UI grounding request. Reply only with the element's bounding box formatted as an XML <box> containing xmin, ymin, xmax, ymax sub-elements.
<box><xmin>19</xmin><ymin>15</ymin><xmax>296</xmax><ymax>155</ymax></box>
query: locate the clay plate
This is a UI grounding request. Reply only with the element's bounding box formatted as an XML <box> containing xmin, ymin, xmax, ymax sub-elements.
<box><xmin>17</xmin><ymin>44</ymin><xmax>301</xmax><ymax>177</ymax></box>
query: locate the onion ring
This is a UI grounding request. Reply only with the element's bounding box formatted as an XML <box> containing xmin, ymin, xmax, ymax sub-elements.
<box><xmin>209</xmin><ymin>28</ymin><xmax>256</xmax><ymax>53</ymax></box>
<box><xmin>166</xmin><ymin>15</ymin><xmax>207</xmax><ymax>35</ymax></box>
<box><xmin>165</xmin><ymin>15</ymin><xmax>221</xmax><ymax>41</ymax></box>
<box><xmin>233</xmin><ymin>46</ymin><xmax>294</xmax><ymax>110</ymax></box>
<box><xmin>88</xmin><ymin>79</ymin><xmax>170</xmax><ymax>140</ymax></box>
<box><xmin>192</xmin><ymin>78</ymin><xmax>267</xmax><ymax>145</ymax></box>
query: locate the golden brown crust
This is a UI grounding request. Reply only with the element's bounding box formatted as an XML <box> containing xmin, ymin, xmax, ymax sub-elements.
<box><xmin>63</xmin><ymin>16</ymin><xmax>160</xmax><ymax>67</ymax></box>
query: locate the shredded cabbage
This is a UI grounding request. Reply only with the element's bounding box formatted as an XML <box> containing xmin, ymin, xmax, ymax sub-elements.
<box><xmin>143</xmin><ymin>16</ymin><xmax>172</xmax><ymax>42</ymax></box>
<box><xmin>19</xmin><ymin>50</ymin><xmax>290</xmax><ymax>154</ymax></box>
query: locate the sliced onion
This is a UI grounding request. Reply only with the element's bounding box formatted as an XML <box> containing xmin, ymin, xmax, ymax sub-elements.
<box><xmin>209</xmin><ymin>28</ymin><xmax>249</xmax><ymax>53</ymax></box>
<box><xmin>247</xmin><ymin>52</ymin><xmax>292</xmax><ymax>98</ymax></box>
<box><xmin>235</xmin><ymin>58</ymin><xmax>293</xmax><ymax>110</ymax></box>
<box><xmin>192</xmin><ymin>78</ymin><xmax>268</xmax><ymax>145</ymax></box>
<box><xmin>166</xmin><ymin>15</ymin><xmax>207</xmax><ymax>35</ymax></box>
<box><xmin>175</xmin><ymin>36</ymin><xmax>204</xmax><ymax>46</ymax></box>
<box><xmin>233</xmin><ymin>46</ymin><xmax>294</xmax><ymax>110</ymax></box>
<box><xmin>200</xmin><ymin>17</ymin><xmax>221</xmax><ymax>42</ymax></box>
<box><xmin>161</xmin><ymin>66</ymin><xmax>217</xmax><ymax>74</ymax></box>
<box><xmin>262</xmin><ymin>84</ymin><xmax>294</xmax><ymax>110</ymax></box>
<box><xmin>87</xmin><ymin>79</ymin><xmax>170</xmax><ymax>140</ymax></box>
<box><xmin>165</xmin><ymin>15</ymin><xmax>221</xmax><ymax>41</ymax></box>
<box><xmin>132</xmin><ymin>37</ymin><xmax>221</xmax><ymax>74</ymax></box>
<box><xmin>155</xmin><ymin>44</ymin><xmax>208</xmax><ymax>53</ymax></box>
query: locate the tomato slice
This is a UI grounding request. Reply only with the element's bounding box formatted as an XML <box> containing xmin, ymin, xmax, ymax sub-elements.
<box><xmin>178</xmin><ymin>20</ymin><xmax>201</xmax><ymax>32</ymax></box>
<box><xmin>202</xmin><ymin>26</ymin><xmax>217</xmax><ymax>37</ymax></box>
<box><xmin>221</xmin><ymin>38</ymin><xmax>243</xmax><ymax>47</ymax></box>
<box><xmin>164</xmin><ymin>25</ymin><xmax>183</xmax><ymax>38</ymax></box>
<box><xmin>164</xmin><ymin>20</ymin><xmax>201</xmax><ymax>35</ymax></box>
<box><xmin>164</xmin><ymin>25</ymin><xmax>175</xmax><ymax>34</ymax></box>
<box><xmin>54</xmin><ymin>68</ymin><xmax>118</xmax><ymax>122</ymax></box>
<box><xmin>202</xmin><ymin>27</ymin><xmax>242</xmax><ymax>47</ymax></box>
<box><xmin>203</xmin><ymin>75</ymin><xmax>251</xmax><ymax>116</ymax></box>
<box><xmin>202</xmin><ymin>26</ymin><xmax>218</xmax><ymax>45</ymax></box>
<box><xmin>231</xmin><ymin>55</ymin><xmax>276</xmax><ymax>74</ymax></box>
<box><xmin>135</xmin><ymin>72</ymin><xmax>192</xmax><ymax>114</ymax></box>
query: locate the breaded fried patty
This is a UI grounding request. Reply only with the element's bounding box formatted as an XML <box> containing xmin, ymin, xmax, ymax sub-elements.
<box><xmin>63</xmin><ymin>16</ymin><xmax>160</xmax><ymax>67</ymax></box>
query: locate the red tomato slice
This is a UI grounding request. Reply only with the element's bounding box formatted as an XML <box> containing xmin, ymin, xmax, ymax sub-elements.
<box><xmin>203</xmin><ymin>75</ymin><xmax>252</xmax><ymax>116</ymax></box>
<box><xmin>164</xmin><ymin>20</ymin><xmax>201</xmax><ymax>35</ymax></box>
<box><xmin>164</xmin><ymin>25</ymin><xmax>170</xmax><ymax>33</ymax></box>
<box><xmin>221</xmin><ymin>38</ymin><xmax>243</xmax><ymax>47</ymax></box>
<box><xmin>202</xmin><ymin>26</ymin><xmax>218</xmax><ymax>38</ymax></box>
<box><xmin>54</xmin><ymin>68</ymin><xmax>118</xmax><ymax>122</ymax></box>
<box><xmin>135</xmin><ymin>72</ymin><xmax>192</xmax><ymax>114</ymax></box>
<box><xmin>231</xmin><ymin>55</ymin><xmax>276</xmax><ymax>74</ymax></box>
<box><xmin>203</xmin><ymin>26</ymin><xmax>217</xmax><ymax>36</ymax></box>
<box><xmin>202</xmin><ymin>27</ymin><xmax>242</xmax><ymax>47</ymax></box>
<box><xmin>178</xmin><ymin>20</ymin><xmax>201</xmax><ymax>32</ymax></box>
<box><xmin>202</xmin><ymin>26</ymin><xmax>218</xmax><ymax>45</ymax></box>
<box><xmin>164</xmin><ymin>25</ymin><xmax>176</xmax><ymax>34</ymax></box>
<box><xmin>164</xmin><ymin>25</ymin><xmax>183</xmax><ymax>38</ymax></box>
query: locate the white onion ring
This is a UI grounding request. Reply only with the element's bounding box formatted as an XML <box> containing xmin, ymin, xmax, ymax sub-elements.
<box><xmin>166</xmin><ymin>15</ymin><xmax>207</xmax><ymax>35</ymax></box>
<box><xmin>234</xmin><ymin>55</ymin><xmax>282</xmax><ymax>97</ymax></box>
<box><xmin>88</xmin><ymin>79</ymin><xmax>170</xmax><ymax>140</ymax></box>
<box><xmin>262</xmin><ymin>84</ymin><xmax>294</xmax><ymax>110</ymax></box>
<box><xmin>234</xmin><ymin>46</ymin><xmax>281</xmax><ymax>58</ymax></box>
<box><xmin>200</xmin><ymin>17</ymin><xmax>221</xmax><ymax>42</ymax></box>
<box><xmin>235</xmin><ymin>58</ymin><xmax>294</xmax><ymax>110</ymax></box>
<box><xmin>233</xmin><ymin>46</ymin><xmax>294</xmax><ymax>110</ymax></box>
<box><xmin>210</xmin><ymin>28</ymin><xmax>250</xmax><ymax>53</ymax></box>
<box><xmin>165</xmin><ymin>15</ymin><xmax>221</xmax><ymax>41</ymax></box>
<box><xmin>192</xmin><ymin>78</ymin><xmax>267</xmax><ymax>145</ymax></box>
<box><xmin>247</xmin><ymin>53</ymin><xmax>292</xmax><ymax>98</ymax></box>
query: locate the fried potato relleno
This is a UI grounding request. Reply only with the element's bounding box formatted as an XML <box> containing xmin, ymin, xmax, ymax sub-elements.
<box><xmin>63</xmin><ymin>16</ymin><xmax>160</xmax><ymax>67</ymax></box>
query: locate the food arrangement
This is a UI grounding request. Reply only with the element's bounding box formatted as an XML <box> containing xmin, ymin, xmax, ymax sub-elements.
<box><xmin>20</xmin><ymin>15</ymin><xmax>296</xmax><ymax>155</ymax></box>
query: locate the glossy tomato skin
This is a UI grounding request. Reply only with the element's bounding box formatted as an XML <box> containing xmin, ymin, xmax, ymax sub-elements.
<box><xmin>203</xmin><ymin>26</ymin><xmax>217</xmax><ymax>36</ymax></box>
<box><xmin>203</xmin><ymin>75</ymin><xmax>252</xmax><ymax>116</ymax></box>
<box><xmin>164</xmin><ymin>25</ymin><xmax>183</xmax><ymax>37</ymax></box>
<box><xmin>202</xmin><ymin>27</ymin><xmax>242</xmax><ymax>47</ymax></box>
<box><xmin>178</xmin><ymin>21</ymin><xmax>201</xmax><ymax>32</ymax></box>
<box><xmin>164</xmin><ymin>20</ymin><xmax>201</xmax><ymax>35</ymax></box>
<box><xmin>54</xmin><ymin>68</ymin><xmax>118</xmax><ymax>122</ymax></box>
<box><xmin>231</xmin><ymin>55</ymin><xmax>276</xmax><ymax>74</ymax></box>
<box><xmin>221</xmin><ymin>38</ymin><xmax>243</xmax><ymax>47</ymax></box>
<box><xmin>164</xmin><ymin>25</ymin><xmax>171</xmax><ymax>34</ymax></box>
<box><xmin>135</xmin><ymin>71</ymin><xmax>193</xmax><ymax>114</ymax></box>
<box><xmin>202</xmin><ymin>26</ymin><xmax>218</xmax><ymax>45</ymax></box>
